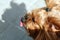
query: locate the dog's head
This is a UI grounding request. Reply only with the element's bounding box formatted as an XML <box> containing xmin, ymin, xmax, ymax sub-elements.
<box><xmin>20</xmin><ymin>8</ymin><xmax>60</xmax><ymax>40</ymax></box>
<box><xmin>20</xmin><ymin>8</ymin><xmax>48</xmax><ymax>29</ymax></box>
<box><xmin>19</xmin><ymin>0</ymin><xmax>60</xmax><ymax>39</ymax></box>
<box><xmin>20</xmin><ymin>8</ymin><xmax>49</xmax><ymax>38</ymax></box>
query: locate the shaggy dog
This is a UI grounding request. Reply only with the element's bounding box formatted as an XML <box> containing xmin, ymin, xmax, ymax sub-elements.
<box><xmin>20</xmin><ymin>0</ymin><xmax>60</xmax><ymax>40</ymax></box>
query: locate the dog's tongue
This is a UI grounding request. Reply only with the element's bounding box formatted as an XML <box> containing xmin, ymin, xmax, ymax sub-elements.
<box><xmin>20</xmin><ymin>21</ymin><xmax>23</xmax><ymax>27</ymax></box>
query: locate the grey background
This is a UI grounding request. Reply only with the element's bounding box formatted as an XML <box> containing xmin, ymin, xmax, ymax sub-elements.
<box><xmin>0</xmin><ymin>0</ymin><xmax>46</xmax><ymax>40</ymax></box>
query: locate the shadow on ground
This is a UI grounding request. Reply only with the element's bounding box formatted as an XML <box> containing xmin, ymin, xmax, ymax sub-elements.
<box><xmin>0</xmin><ymin>1</ymin><xmax>33</xmax><ymax>40</ymax></box>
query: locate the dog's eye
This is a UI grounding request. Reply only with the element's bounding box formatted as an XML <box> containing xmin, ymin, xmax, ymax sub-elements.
<box><xmin>25</xmin><ymin>15</ymin><xmax>28</xmax><ymax>19</ymax></box>
<box><xmin>32</xmin><ymin>18</ymin><xmax>35</xmax><ymax>22</ymax></box>
<box><xmin>45</xmin><ymin>8</ymin><xmax>51</xmax><ymax>12</ymax></box>
<box><xmin>25</xmin><ymin>15</ymin><xmax>30</xmax><ymax>20</ymax></box>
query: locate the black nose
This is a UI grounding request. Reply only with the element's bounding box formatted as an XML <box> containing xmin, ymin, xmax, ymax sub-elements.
<box><xmin>21</xmin><ymin>17</ymin><xmax>26</xmax><ymax>23</ymax></box>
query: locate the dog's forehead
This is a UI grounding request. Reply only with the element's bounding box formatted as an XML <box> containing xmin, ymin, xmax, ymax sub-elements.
<box><xmin>38</xmin><ymin>9</ymin><xmax>47</xmax><ymax>15</ymax></box>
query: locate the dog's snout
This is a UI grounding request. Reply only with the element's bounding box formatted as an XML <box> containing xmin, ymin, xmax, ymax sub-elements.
<box><xmin>21</xmin><ymin>17</ymin><xmax>26</xmax><ymax>23</ymax></box>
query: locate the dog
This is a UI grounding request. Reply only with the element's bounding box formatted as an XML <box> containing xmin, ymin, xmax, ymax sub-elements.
<box><xmin>20</xmin><ymin>0</ymin><xmax>60</xmax><ymax>40</ymax></box>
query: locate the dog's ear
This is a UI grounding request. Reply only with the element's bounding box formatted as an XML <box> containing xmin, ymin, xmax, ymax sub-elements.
<box><xmin>45</xmin><ymin>0</ymin><xmax>57</xmax><ymax>9</ymax></box>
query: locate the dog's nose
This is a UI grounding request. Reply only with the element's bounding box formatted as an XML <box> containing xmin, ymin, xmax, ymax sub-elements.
<box><xmin>21</xmin><ymin>17</ymin><xmax>26</xmax><ymax>23</ymax></box>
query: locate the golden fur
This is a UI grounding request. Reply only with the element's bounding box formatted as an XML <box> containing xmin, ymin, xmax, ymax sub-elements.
<box><xmin>21</xmin><ymin>0</ymin><xmax>60</xmax><ymax>40</ymax></box>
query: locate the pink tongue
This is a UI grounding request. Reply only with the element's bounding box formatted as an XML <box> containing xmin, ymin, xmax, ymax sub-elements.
<box><xmin>20</xmin><ymin>21</ymin><xmax>23</xmax><ymax>27</ymax></box>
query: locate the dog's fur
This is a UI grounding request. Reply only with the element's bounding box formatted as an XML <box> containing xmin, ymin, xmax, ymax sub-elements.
<box><xmin>21</xmin><ymin>0</ymin><xmax>60</xmax><ymax>40</ymax></box>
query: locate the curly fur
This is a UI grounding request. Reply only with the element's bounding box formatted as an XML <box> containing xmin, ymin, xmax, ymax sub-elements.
<box><xmin>20</xmin><ymin>0</ymin><xmax>60</xmax><ymax>40</ymax></box>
